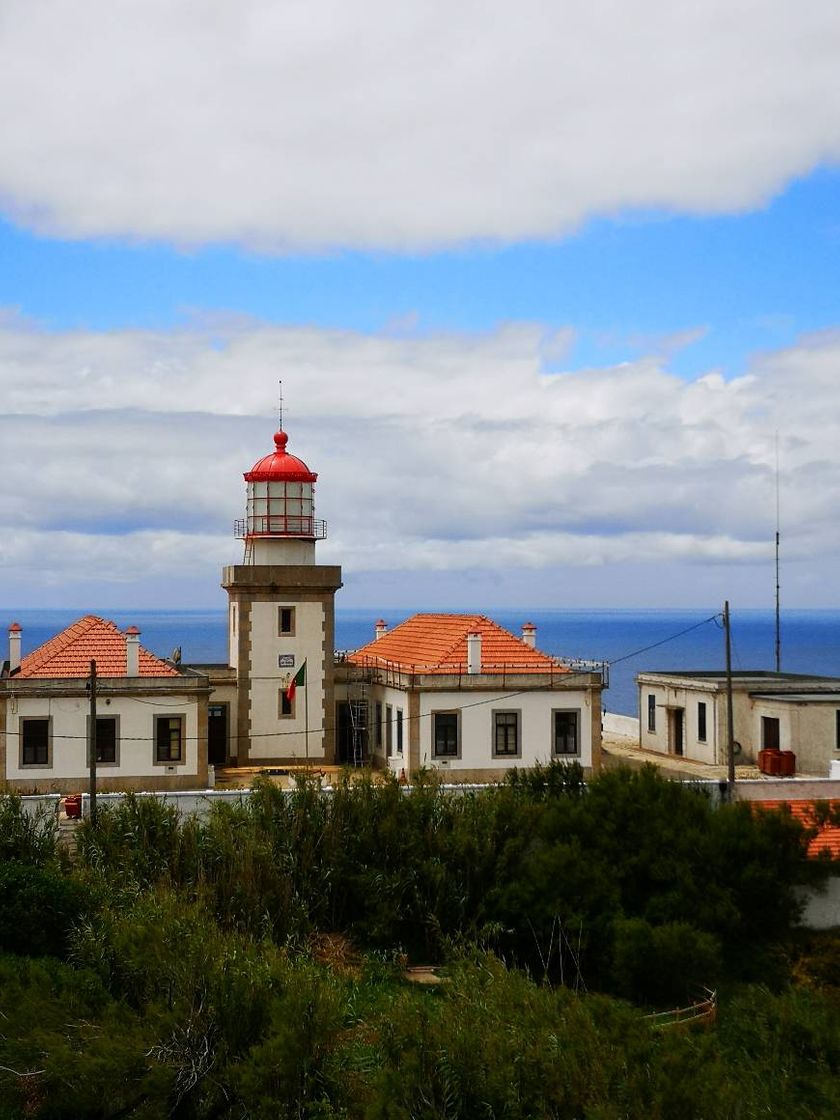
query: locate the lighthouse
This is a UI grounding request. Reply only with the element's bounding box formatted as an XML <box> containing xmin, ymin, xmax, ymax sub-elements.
<box><xmin>236</xmin><ymin>429</ymin><xmax>325</xmax><ymax>565</ymax></box>
<box><xmin>222</xmin><ymin>427</ymin><xmax>342</xmax><ymax>766</ymax></box>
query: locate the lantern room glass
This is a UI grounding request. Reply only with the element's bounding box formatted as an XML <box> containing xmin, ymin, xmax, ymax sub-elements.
<box><xmin>246</xmin><ymin>480</ymin><xmax>315</xmax><ymax>536</ymax></box>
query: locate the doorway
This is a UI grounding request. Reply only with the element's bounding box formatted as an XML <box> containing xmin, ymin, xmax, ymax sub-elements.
<box><xmin>336</xmin><ymin>701</ymin><xmax>368</xmax><ymax>765</ymax></box>
<box><xmin>761</xmin><ymin>716</ymin><xmax>780</xmax><ymax>750</ymax></box>
<box><xmin>208</xmin><ymin>703</ymin><xmax>229</xmax><ymax>766</ymax></box>
<box><xmin>669</xmin><ymin>708</ymin><xmax>684</xmax><ymax>756</ymax></box>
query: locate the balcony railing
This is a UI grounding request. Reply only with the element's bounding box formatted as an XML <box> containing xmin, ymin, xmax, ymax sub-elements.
<box><xmin>234</xmin><ymin>517</ymin><xmax>327</xmax><ymax>540</ymax></box>
<box><xmin>335</xmin><ymin>653</ymin><xmax>608</xmax><ymax>688</ymax></box>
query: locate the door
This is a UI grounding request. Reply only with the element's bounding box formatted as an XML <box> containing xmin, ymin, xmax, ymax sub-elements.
<box><xmin>762</xmin><ymin>716</ymin><xmax>780</xmax><ymax>750</ymax></box>
<box><xmin>670</xmin><ymin>708</ymin><xmax>684</xmax><ymax>756</ymax></box>
<box><xmin>208</xmin><ymin>704</ymin><xmax>228</xmax><ymax>766</ymax></box>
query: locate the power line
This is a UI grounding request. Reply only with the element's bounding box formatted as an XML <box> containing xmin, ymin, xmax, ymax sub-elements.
<box><xmin>4</xmin><ymin>613</ymin><xmax>722</xmax><ymax>746</ymax></box>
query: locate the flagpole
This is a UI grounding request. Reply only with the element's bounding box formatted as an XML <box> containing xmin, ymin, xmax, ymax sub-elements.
<box><xmin>304</xmin><ymin>672</ymin><xmax>309</xmax><ymax>767</ymax></box>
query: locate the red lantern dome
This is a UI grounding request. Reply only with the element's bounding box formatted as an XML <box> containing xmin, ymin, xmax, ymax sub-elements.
<box><xmin>236</xmin><ymin>430</ymin><xmax>326</xmax><ymax>545</ymax></box>
<box><xmin>244</xmin><ymin>431</ymin><xmax>318</xmax><ymax>484</ymax></box>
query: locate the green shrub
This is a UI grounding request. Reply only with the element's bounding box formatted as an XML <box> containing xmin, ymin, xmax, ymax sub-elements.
<box><xmin>0</xmin><ymin>861</ymin><xmax>92</xmax><ymax>958</ymax></box>
<box><xmin>0</xmin><ymin>793</ymin><xmax>59</xmax><ymax>866</ymax></box>
<box><xmin>610</xmin><ymin>917</ymin><xmax>721</xmax><ymax>1008</ymax></box>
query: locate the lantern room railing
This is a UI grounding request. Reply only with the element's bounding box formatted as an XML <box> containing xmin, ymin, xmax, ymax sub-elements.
<box><xmin>234</xmin><ymin>517</ymin><xmax>327</xmax><ymax>540</ymax></box>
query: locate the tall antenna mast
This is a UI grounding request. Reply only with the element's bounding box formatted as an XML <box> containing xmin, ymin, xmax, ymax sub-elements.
<box><xmin>774</xmin><ymin>431</ymin><xmax>781</xmax><ymax>672</ymax></box>
<box><xmin>277</xmin><ymin>380</ymin><xmax>284</xmax><ymax>430</ymax></box>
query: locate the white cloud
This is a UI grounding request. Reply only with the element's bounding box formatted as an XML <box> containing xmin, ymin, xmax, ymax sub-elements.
<box><xmin>1</xmin><ymin>316</ymin><xmax>839</xmax><ymax>605</ymax></box>
<box><xmin>0</xmin><ymin>1</ymin><xmax>838</xmax><ymax>249</ymax></box>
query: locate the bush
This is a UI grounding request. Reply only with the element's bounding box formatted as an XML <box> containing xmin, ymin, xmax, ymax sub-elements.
<box><xmin>0</xmin><ymin>861</ymin><xmax>92</xmax><ymax>958</ymax></box>
<box><xmin>72</xmin><ymin>765</ymin><xmax>815</xmax><ymax>997</ymax></box>
<box><xmin>610</xmin><ymin>917</ymin><xmax>722</xmax><ymax>1008</ymax></box>
<box><xmin>0</xmin><ymin>793</ymin><xmax>59</xmax><ymax>866</ymax></box>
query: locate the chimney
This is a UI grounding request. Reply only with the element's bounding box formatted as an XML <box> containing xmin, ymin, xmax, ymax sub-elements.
<box><xmin>8</xmin><ymin>622</ymin><xmax>22</xmax><ymax>673</ymax></box>
<box><xmin>466</xmin><ymin>631</ymin><xmax>482</xmax><ymax>675</ymax></box>
<box><xmin>125</xmin><ymin>626</ymin><xmax>140</xmax><ymax>677</ymax></box>
<box><xmin>521</xmin><ymin>622</ymin><xmax>537</xmax><ymax>649</ymax></box>
<box><xmin>375</xmin><ymin>619</ymin><xmax>388</xmax><ymax>640</ymax></box>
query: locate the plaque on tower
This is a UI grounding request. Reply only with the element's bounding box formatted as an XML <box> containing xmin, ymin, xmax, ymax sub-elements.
<box><xmin>278</xmin><ymin>654</ymin><xmax>296</xmax><ymax>668</ymax></box>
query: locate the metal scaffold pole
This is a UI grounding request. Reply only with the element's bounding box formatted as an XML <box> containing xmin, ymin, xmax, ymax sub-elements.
<box><xmin>88</xmin><ymin>658</ymin><xmax>98</xmax><ymax>827</ymax></box>
<box><xmin>724</xmin><ymin>602</ymin><xmax>736</xmax><ymax>798</ymax></box>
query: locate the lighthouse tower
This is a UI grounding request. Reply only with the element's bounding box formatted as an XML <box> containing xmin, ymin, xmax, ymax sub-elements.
<box><xmin>222</xmin><ymin>428</ymin><xmax>342</xmax><ymax>766</ymax></box>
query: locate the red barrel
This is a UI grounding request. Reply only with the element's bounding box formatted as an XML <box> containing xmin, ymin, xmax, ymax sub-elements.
<box><xmin>758</xmin><ymin>749</ymin><xmax>778</xmax><ymax>774</ymax></box>
<box><xmin>779</xmin><ymin>750</ymin><xmax>796</xmax><ymax>777</ymax></box>
<box><xmin>64</xmin><ymin>794</ymin><xmax>82</xmax><ymax>819</ymax></box>
<box><xmin>764</xmin><ymin>750</ymin><xmax>783</xmax><ymax>776</ymax></box>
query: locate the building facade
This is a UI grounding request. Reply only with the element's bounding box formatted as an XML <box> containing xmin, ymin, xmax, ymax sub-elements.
<box><xmin>336</xmin><ymin>614</ymin><xmax>604</xmax><ymax>781</ymax></box>
<box><xmin>637</xmin><ymin>670</ymin><xmax>840</xmax><ymax>776</ymax></box>
<box><xmin>1</xmin><ymin>616</ymin><xmax>210</xmax><ymax>792</ymax></box>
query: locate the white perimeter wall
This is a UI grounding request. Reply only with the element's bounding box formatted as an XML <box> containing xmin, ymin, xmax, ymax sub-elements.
<box><xmin>603</xmin><ymin>712</ymin><xmax>639</xmax><ymax>739</ymax></box>
<box><xmin>6</xmin><ymin>693</ymin><xmax>201</xmax><ymax>781</ymax></box>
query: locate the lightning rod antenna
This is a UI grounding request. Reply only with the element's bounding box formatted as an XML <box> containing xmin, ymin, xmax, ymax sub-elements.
<box><xmin>277</xmin><ymin>380</ymin><xmax>284</xmax><ymax>431</ymax></box>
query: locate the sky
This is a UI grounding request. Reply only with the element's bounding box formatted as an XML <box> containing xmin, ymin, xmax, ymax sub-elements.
<box><xmin>1</xmin><ymin>0</ymin><xmax>840</xmax><ymax>611</ymax></box>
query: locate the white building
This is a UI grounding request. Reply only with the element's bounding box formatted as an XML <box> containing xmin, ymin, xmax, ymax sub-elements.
<box><xmin>336</xmin><ymin>614</ymin><xmax>604</xmax><ymax>781</ymax></box>
<box><xmin>637</xmin><ymin>670</ymin><xmax>840</xmax><ymax>776</ymax></box>
<box><xmin>0</xmin><ymin>616</ymin><xmax>210</xmax><ymax>792</ymax></box>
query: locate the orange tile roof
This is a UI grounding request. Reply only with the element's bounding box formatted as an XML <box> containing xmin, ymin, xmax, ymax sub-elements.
<box><xmin>348</xmin><ymin>613</ymin><xmax>570</xmax><ymax>675</ymax></box>
<box><xmin>14</xmin><ymin>615</ymin><xmax>179</xmax><ymax>679</ymax></box>
<box><xmin>753</xmin><ymin>800</ymin><xmax>840</xmax><ymax>860</ymax></box>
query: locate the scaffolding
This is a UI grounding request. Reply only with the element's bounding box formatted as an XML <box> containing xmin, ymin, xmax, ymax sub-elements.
<box><xmin>347</xmin><ymin>678</ymin><xmax>368</xmax><ymax>767</ymax></box>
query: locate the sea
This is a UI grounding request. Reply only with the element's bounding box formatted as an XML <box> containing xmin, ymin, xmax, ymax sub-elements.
<box><xmin>4</xmin><ymin>608</ymin><xmax>840</xmax><ymax>717</ymax></box>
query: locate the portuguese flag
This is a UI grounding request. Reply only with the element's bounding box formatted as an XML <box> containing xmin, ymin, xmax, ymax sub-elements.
<box><xmin>286</xmin><ymin>661</ymin><xmax>306</xmax><ymax>703</ymax></box>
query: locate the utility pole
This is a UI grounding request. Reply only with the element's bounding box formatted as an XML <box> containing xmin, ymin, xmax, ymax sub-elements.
<box><xmin>723</xmin><ymin>602</ymin><xmax>736</xmax><ymax>797</ymax></box>
<box><xmin>88</xmin><ymin>659</ymin><xmax>98</xmax><ymax>827</ymax></box>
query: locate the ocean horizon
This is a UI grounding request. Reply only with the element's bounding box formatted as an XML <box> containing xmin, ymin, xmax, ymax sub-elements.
<box><xmin>4</xmin><ymin>606</ymin><xmax>839</xmax><ymax>716</ymax></box>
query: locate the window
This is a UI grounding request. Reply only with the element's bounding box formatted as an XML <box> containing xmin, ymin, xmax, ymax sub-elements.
<box><xmin>376</xmin><ymin>702</ymin><xmax>383</xmax><ymax>748</ymax></box>
<box><xmin>278</xmin><ymin>606</ymin><xmax>296</xmax><ymax>636</ymax></box>
<box><xmin>647</xmin><ymin>694</ymin><xmax>656</xmax><ymax>732</ymax></box>
<box><xmin>279</xmin><ymin>690</ymin><xmax>295</xmax><ymax>719</ymax></box>
<box><xmin>90</xmin><ymin>716</ymin><xmax>118</xmax><ymax>765</ymax></box>
<box><xmin>697</xmin><ymin>702</ymin><xmax>707</xmax><ymax>743</ymax></box>
<box><xmin>21</xmin><ymin>718</ymin><xmax>51</xmax><ymax>767</ymax></box>
<box><xmin>396</xmin><ymin>709</ymin><xmax>404</xmax><ymax>755</ymax></box>
<box><xmin>493</xmin><ymin>710</ymin><xmax>520</xmax><ymax>757</ymax></box>
<box><xmin>836</xmin><ymin>710</ymin><xmax>840</xmax><ymax>751</ymax></box>
<box><xmin>553</xmin><ymin>710</ymin><xmax>579</xmax><ymax>757</ymax></box>
<box><xmin>386</xmin><ymin>705</ymin><xmax>393</xmax><ymax>756</ymax></box>
<box><xmin>433</xmin><ymin>712</ymin><xmax>459</xmax><ymax>758</ymax></box>
<box><xmin>155</xmin><ymin>716</ymin><xmax>183</xmax><ymax>763</ymax></box>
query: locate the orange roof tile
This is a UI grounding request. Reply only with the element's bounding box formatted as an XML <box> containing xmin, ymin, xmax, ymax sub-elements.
<box><xmin>348</xmin><ymin>613</ymin><xmax>569</xmax><ymax>675</ymax></box>
<box><xmin>753</xmin><ymin>800</ymin><xmax>840</xmax><ymax>860</ymax></box>
<box><xmin>14</xmin><ymin>615</ymin><xmax>179</xmax><ymax>679</ymax></box>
